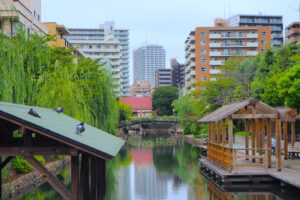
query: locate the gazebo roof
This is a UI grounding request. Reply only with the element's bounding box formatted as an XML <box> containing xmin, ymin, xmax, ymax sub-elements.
<box><xmin>0</xmin><ymin>102</ymin><xmax>124</xmax><ymax>160</ymax></box>
<box><xmin>197</xmin><ymin>98</ymin><xmax>294</xmax><ymax>123</ymax></box>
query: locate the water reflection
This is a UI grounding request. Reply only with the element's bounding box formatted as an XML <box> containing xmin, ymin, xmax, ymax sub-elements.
<box><xmin>21</xmin><ymin>135</ymin><xmax>300</xmax><ymax>200</ymax></box>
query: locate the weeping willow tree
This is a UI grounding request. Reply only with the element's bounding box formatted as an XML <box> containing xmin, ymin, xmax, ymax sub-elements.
<box><xmin>0</xmin><ymin>31</ymin><xmax>119</xmax><ymax>134</ymax></box>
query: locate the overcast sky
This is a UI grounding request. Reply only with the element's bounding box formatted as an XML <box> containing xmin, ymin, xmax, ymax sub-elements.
<box><xmin>42</xmin><ymin>0</ymin><xmax>299</xmax><ymax>75</ymax></box>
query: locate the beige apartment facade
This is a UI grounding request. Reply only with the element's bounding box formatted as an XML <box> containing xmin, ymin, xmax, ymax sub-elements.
<box><xmin>185</xmin><ymin>19</ymin><xmax>271</xmax><ymax>91</ymax></box>
<box><xmin>0</xmin><ymin>0</ymin><xmax>48</xmax><ymax>37</ymax></box>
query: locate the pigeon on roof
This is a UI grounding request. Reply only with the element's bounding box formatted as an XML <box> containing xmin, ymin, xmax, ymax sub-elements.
<box><xmin>28</xmin><ymin>108</ymin><xmax>41</xmax><ymax>118</ymax></box>
<box><xmin>76</xmin><ymin>121</ymin><xmax>85</xmax><ymax>136</ymax></box>
<box><xmin>54</xmin><ymin>107</ymin><xmax>64</xmax><ymax>113</ymax></box>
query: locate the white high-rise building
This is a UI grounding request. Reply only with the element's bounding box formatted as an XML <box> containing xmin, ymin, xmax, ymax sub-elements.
<box><xmin>133</xmin><ymin>44</ymin><xmax>165</xmax><ymax>86</ymax></box>
<box><xmin>66</xmin><ymin>21</ymin><xmax>130</xmax><ymax>97</ymax></box>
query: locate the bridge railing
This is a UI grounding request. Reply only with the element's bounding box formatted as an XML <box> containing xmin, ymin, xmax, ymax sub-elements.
<box><xmin>119</xmin><ymin>116</ymin><xmax>178</xmax><ymax>127</ymax></box>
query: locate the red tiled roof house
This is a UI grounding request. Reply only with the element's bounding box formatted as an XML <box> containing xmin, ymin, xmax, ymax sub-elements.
<box><xmin>119</xmin><ymin>97</ymin><xmax>153</xmax><ymax>117</ymax></box>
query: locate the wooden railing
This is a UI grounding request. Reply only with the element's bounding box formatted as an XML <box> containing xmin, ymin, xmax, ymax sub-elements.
<box><xmin>207</xmin><ymin>143</ymin><xmax>270</xmax><ymax>172</ymax></box>
<box><xmin>207</xmin><ymin>143</ymin><xmax>233</xmax><ymax>169</ymax></box>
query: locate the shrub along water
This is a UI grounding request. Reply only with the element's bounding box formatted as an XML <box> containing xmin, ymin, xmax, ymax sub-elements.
<box><xmin>0</xmin><ymin>31</ymin><xmax>119</xmax><ymax>174</ymax></box>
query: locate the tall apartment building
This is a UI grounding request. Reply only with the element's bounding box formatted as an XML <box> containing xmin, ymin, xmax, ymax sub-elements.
<box><xmin>170</xmin><ymin>59</ymin><xmax>185</xmax><ymax>88</ymax></box>
<box><xmin>155</xmin><ymin>69</ymin><xmax>172</xmax><ymax>87</ymax></box>
<box><xmin>130</xmin><ymin>79</ymin><xmax>154</xmax><ymax>97</ymax></box>
<box><xmin>285</xmin><ymin>22</ymin><xmax>300</xmax><ymax>45</ymax></box>
<box><xmin>133</xmin><ymin>44</ymin><xmax>165</xmax><ymax>86</ymax></box>
<box><xmin>227</xmin><ymin>14</ymin><xmax>283</xmax><ymax>47</ymax></box>
<box><xmin>185</xmin><ymin>19</ymin><xmax>271</xmax><ymax>91</ymax></box>
<box><xmin>66</xmin><ymin>22</ymin><xmax>130</xmax><ymax>97</ymax></box>
<box><xmin>68</xmin><ymin>31</ymin><xmax>122</xmax><ymax>96</ymax></box>
<box><xmin>0</xmin><ymin>0</ymin><xmax>48</xmax><ymax>36</ymax></box>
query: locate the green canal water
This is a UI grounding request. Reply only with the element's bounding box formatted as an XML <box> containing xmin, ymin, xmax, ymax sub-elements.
<box><xmin>21</xmin><ymin>135</ymin><xmax>300</xmax><ymax>200</ymax></box>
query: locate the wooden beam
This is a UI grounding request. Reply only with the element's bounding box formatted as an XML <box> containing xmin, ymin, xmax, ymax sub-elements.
<box><xmin>0</xmin><ymin>147</ymin><xmax>78</xmax><ymax>156</ymax></box>
<box><xmin>228</xmin><ymin>118</ymin><xmax>233</xmax><ymax>148</ymax></box>
<box><xmin>71</xmin><ymin>156</ymin><xmax>79</xmax><ymax>200</ymax></box>
<box><xmin>208</xmin><ymin>123</ymin><xmax>211</xmax><ymax>143</ymax></box>
<box><xmin>267</xmin><ymin>119</ymin><xmax>271</xmax><ymax>168</ymax></box>
<box><xmin>217</xmin><ymin>122</ymin><xmax>220</xmax><ymax>145</ymax></box>
<box><xmin>283</xmin><ymin>122</ymin><xmax>288</xmax><ymax>160</ymax></box>
<box><xmin>24</xmin><ymin>156</ymin><xmax>72</xmax><ymax>200</ymax></box>
<box><xmin>291</xmin><ymin>122</ymin><xmax>296</xmax><ymax>149</ymax></box>
<box><xmin>231</xmin><ymin>114</ymin><xmax>277</xmax><ymax>119</ymax></box>
<box><xmin>251</xmin><ymin>119</ymin><xmax>256</xmax><ymax>162</ymax></box>
<box><xmin>0</xmin><ymin>115</ymin><xmax>111</xmax><ymax>161</ymax></box>
<box><xmin>276</xmin><ymin>119</ymin><xmax>282</xmax><ymax>171</ymax></box>
<box><xmin>245</xmin><ymin>119</ymin><xmax>249</xmax><ymax>160</ymax></box>
<box><xmin>222</xmin><ymin>119</ymin><xmax>226</xmax><ymax>146</ymax></box>
<box><xmin>0</xmin><ymin>156</ymin><xmax>13</xmax><ymax>170</ymax></box>
<box><xmin>212</xmin><ymin>123</ymin><xmax>216</xmax><ymax>144</ymax></box>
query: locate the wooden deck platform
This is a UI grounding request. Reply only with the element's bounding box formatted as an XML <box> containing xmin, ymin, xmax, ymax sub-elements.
<box><xmin>200</xmin><ymin>157</ymin><xmax>300</xmax><ymax>189</ymax></box>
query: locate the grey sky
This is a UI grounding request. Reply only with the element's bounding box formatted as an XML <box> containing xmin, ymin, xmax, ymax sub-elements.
<box><xmin>42</xmin><ymin>0</ymin><xmax>299</xmax><ymax>72</ymax></box>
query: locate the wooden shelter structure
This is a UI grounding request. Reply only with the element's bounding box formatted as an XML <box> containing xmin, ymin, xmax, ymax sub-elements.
<box><xmin>0</xmin><ymin>102</ymin><xmax>124</xmax><ymax>200</ymax></box>
<box><xmin>197</xmin><ymin>98</ymin><xmax>295</xmax><ymax>172</ymax></box>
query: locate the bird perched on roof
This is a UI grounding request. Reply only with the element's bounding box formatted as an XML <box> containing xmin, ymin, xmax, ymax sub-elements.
<box><xmin>54</xmin><ymin>106</ymin><xmax>64</xmax><ymax>113</ymax></box>
<box><xmin>28</xmin><ymin>108</ymin><xmax>41</xmax><ymax>118</ymax></box>
<box><xmin>76</xmin><ymin>121</ymin><xmax>85</xmax><ymax>136</ymax></box>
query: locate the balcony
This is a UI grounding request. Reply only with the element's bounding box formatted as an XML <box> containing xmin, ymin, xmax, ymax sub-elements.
<box><xmin>246</xmin><ymin>51</ymin><xmax>258</xmax><ymax>56</ymax></box>
<box><xmin>209</xmin><ymin>33</ymin><xmax>258</xmax><ymax>39</ymax></box>
<box><xmin>210</xmin><ymin>51</ymin><xmax>258</xmax><ymax>57</ymax></box>
<box><xmin>210</xmin><ymin>69</ymin><xmax>221</xmax><ymax>74</ymax></box>
<box><xmin>210</xmin><ymin>42</ymin><xmax>258</xmax><ymax>48</ymax></box>
<box><xmin>210</xmin><ymin>60</ymin><xmax>224</xmax><ymax>65</ymax></box>
<box><xmin>186</xmin><ymin>53</ymin><xmax>195</xmax><ymax>62</ymax></box>
<box><xmin>285</xmin><ymin>28</ymin><xmax>300</xmax><ymax>38</ymax></box>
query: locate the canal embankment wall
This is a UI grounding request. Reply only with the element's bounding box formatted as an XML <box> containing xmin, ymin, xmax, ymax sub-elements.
<box><xmin>2</xmin><ymin>156</ymin><xmax>70</xmax><ymax>199</ymax></box>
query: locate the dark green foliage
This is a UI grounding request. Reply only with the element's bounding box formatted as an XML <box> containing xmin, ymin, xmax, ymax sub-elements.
<box><xmin>118</xmin><ymin>102</ymin><xmax>132</xmax><ymax>121</ymax></box>
<box><xmin>11</xmin><ymin>156</ymin><xmax>45</xmax><ymax>174</ymax></box>
<box><xmin>152</xmin><ymin>86</ymin><xmax>179</xmax><ymax>115</ymax></box>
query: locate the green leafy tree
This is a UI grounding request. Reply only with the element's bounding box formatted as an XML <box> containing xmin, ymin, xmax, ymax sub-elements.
<box><xmin>278</xmin><ymin>64</ymin><xmax>300</xmax><ymax>109</ymax></box>
<box><xmin>119</xmin><ymin>102</ymin><xmax>132</xmax><ymax>121</ymax></box>
<box><xmin>152</xmin><ymin>86</ymin><xmax>178</xmax><ymax>115</ymax></box>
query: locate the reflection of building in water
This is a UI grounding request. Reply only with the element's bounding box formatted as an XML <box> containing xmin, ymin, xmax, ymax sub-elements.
<box><xmin>115</xmin><ymin>165</ymin><xmax>131</xmax><ymax>200</ymax></box>
<box><xmin>132</xmin><ymin>149</ymin><xmax>169</xmax><ymax>200</ymax></box>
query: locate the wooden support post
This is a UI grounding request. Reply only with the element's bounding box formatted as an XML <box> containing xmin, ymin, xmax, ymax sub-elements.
<box><xmin>275</xmin><ymin>119</ymin><xmax>282</xmax><ymax>171</ymax></box>
<box><xmin>256</xmin><ymin>119</ymin><xmax>260</xmax><ymax>150</ymax></box>
<box><xmin>260</xmin><ymin>119</ymin><xmax>265</xmax><ymax>163</ymax></box>
<box><xmin>222</xmin><ymin>119</ymin><xmax>226</xmax><ymax>146</ymax></box>
<box><xmin>0</xmin><ymin>156</ymin><xmax>2</xmax><ymax>200</ymax></box>
<box><xmin>217</xmin><ymin>122</ymin><xmax>220</xmax><ymax>145</ymax></box>
<box><xmin>283</xmin><ymin>122</ymin><xmax>288</xmax><ymax>160</ymax></box>
<box><xmin>251</xmin><ymin>119</ymin><xmax>256</xmax><ymax>162</ymax></box>
<box><xmin>267</xmin><ymin>119</ymin><xmax>271</xmax><ymax>168</ymax></box>
<box><xmin>291</xmin><ymin>122</ymin><xmax>296</xmax><ymax>149</ymax></box>
<box><xmin>24</xmin><ymin>156</ymin><xmax>72</xmax><ymax>200</ymax></box>
<box><xmin>245</xmin><ymin>119</ymin><xmax>249</xmax><ymax>160</ymax></box>
<box><xmin>228</xmin><ymin>118</ymin><xmax>233</xmax><ymax>148</ymax></box>
<box><xmin>212</xmin><ymin>123</ymin><xmax>216</xmax><ymax>144</ymax></box>
<box><xmin>0</xmin><ymin>156</ymin><xmax>13</xmax><ymax>170</ymax></box>
<box><xmin>208</xmin><ymin>123</ymin><xmax>211</xmax><ymax>143</ymax></box>
<box><xmin>71</xmin><ymin>156</ymin><xmax>79</xmax><ymax>200</ymax></box>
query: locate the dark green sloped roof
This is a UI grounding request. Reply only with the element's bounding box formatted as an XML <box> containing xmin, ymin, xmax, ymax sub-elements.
<box><xmin>0</xmin><ymin>102</ymin><xmax>124</xmax><ymax>159</ymax></box>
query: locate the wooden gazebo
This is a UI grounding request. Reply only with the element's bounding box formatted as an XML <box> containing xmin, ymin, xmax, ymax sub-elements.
<box><xmin>197</xmin><ymin>98</ymin><xmax>295</xmax><ymax>172</ymax></box>
<box><xmin>0</xmin><ymin>102</ymin><xmax>124</xmax><ymax>200</ymax></box>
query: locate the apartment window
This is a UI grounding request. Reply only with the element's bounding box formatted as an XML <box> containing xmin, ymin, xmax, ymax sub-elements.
<box><xmin>201</xmin><ymin>67</ymin><xmax>207</xmax><ymax>72</ymax></box>
<box><xmin>211</xmin><ymin>40</ymin><xmax>217</xmax><ymax>43</ymax></box>
<box><xmin>224</xmin><ymin>40</ymin><xmax>231</xmax><ymax>46</ymax></box>
<box><xmin>201</xmin><ymin>32</ymin><xmax>206</xmax><ymax>37</ymax></box>
<box><xmin>250</xmin><ymin>31</ymin><xmax>255</xmax><ymax>34</ymax></box>
<box><xmin>261</xmin><ymin>40</ymin><xmax>266</xmax><ymax>45</ymax></box>
<box><xmin>201</xmin><ymin>49</ymin><xmax>206</xmax><ymax>55</ymax></box>
<box><xmin>261</xmin><ymin>49</ymin><xmax>265</xmax><ymax>53</ymax></box>
<box><xmin>89</xmin><ymin>45</ymin><xmax>92</xmax><ymax>49</ymax></box>
<box><xmin>211</xmin><ymin>49</ymin><xmax>217</xmax><ymax>52</ymax></box>
<box><xmin>201</xmin><ymin>58</ymin><xmax>206</xmax><ymax>63</ymax></box>
<box><xmin>98</xmin><ymin>45</ymin><xmax>101</xmax><ymax>48</ymax></box>
<box><xmin>235</xmin><ymin>49</ymin><xmax>242</xmax><ymax>55</ymax></box>
<box><xmin>225</xmin><ymin>31</ymin><xmax>231</xmax><ymax>37</ymax></box>
<box><xmin>114</xmin><ymin>45</ymin><xmax>118</xmax><ymax>49</ymax></box>
<box><xmin>33</xmin><ymin>11</ymin><xmax>36</xmax><ymax>17</ymax></box>
<box><xmin>201</xmin><ymin>41</ymin><xmax>206</xmax><ymax>46</ymax></box>
<box><xmin>236</xmin><ymin>32</ymin><xmax>243</xmax><ymax>37</ymax></box>
<box><xmin>224</xmin><ymin>49</ymin><xmax>231</xmax><ymax>55</ymax></box>
<box><xmin>201</xmin><ymin>76</ymin><xmax>207</xmax><ymax>81</ymax></box>
<box><xmin>261</xmin><ymin>31</ymin><xmax>266</xmax><ymax>36</ymax></box>
<box><xmin>250</xmin><ymin>40</ymin><xmax>255</xmax><ymax>43</ymax></box>
<box><xmin>235</xmin><ymin>40</ymin><xmax>242</xmax><ymax>46</ymax></box>
<box><xmin>211</xmin><ymin>58</ymin><xmax>217</xmax><ymax>61</ymax></box>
